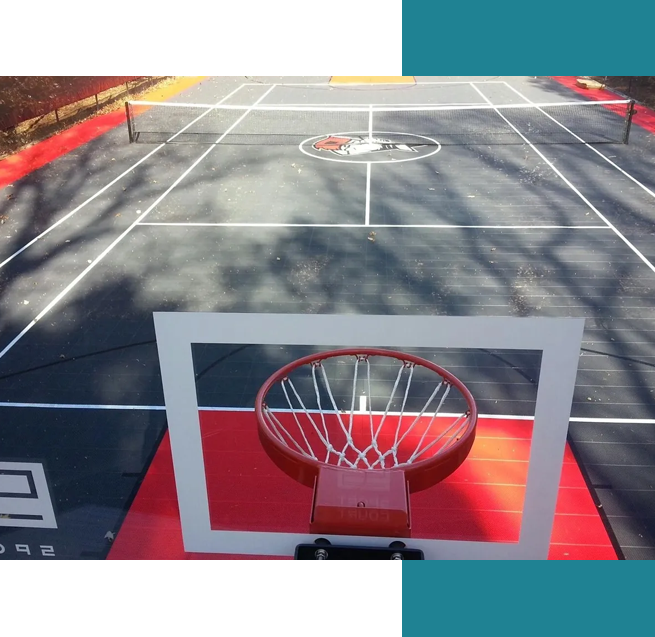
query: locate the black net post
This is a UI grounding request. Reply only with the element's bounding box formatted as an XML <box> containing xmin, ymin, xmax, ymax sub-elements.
<box><xmin>622</xmin><ymin>100</ymin><xmax>636</xmax><ymax>144</ymax></box>
<box><xmin>125</xmin><ymin>102</ymin><xmax>134</xmax><ymax>143</ymax></box>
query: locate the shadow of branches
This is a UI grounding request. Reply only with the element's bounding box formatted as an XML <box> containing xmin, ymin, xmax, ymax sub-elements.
<box><xmin>2</xmin><ymin>77</ymin><xmax>655</xmax><ymax>557</ymax></box>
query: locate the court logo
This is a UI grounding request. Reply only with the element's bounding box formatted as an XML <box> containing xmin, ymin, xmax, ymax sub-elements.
<box><xmin>300</xmin><ymin>131</ymin><xmax>441</xmax><ymax>164</ymax></box>
<box><xmin>0</xmin><ymin>461</ymin><xmax>57</xmax><ymax>529</ymax></box>
<box><xmin>313</xmin><ymin>135</ymin><xmax>425</xmax><ymax>156</ymax></box>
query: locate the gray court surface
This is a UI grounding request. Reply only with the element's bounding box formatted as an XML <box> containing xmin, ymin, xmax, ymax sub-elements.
<box><xmin>1</xmin><ymin>76</ymin><xmax>655</xmax><ymax>559</ymax></box>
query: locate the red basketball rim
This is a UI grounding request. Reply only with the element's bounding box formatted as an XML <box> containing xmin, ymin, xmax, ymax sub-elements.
<box><xmin>255</xmin><ymin>348</ymin><xmax>478</xmax><ymax>493</ymax></box>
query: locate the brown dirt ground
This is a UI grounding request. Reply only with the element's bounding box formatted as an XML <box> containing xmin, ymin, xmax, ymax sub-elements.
<box><xmin>0</xmin><ymin>77</ymin><xmax>179</xmax><ymax>159</ymax></box>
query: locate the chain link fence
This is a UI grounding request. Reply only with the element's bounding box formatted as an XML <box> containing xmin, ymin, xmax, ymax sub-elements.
<box><xmin>0</xmin><ymin>77</ymin><xmax>171</xmax><ymax>158</ymax></box>
<box><xmin>0</xmin><ymin>77</ymin><xmax>149</xmax><ymax>130</ymax></box>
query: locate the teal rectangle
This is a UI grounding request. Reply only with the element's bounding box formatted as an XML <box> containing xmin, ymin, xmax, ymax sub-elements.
<box><xmin>402</xmin><ymin>2</ymin><xmax>655</xmax><ymax>74</ymax></box>
<box><xmin>402</xmin><ymin>562</ymin><xmax>653</xmax><ymax>634</ymax></box>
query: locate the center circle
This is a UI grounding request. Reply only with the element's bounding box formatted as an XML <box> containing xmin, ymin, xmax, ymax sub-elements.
<box><xmin>299</xmin><ymin>131</ymin><xmax>441</xmax><ymax>164</ymax></box>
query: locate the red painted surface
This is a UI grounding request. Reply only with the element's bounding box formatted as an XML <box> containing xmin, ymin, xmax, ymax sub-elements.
<box><xmin>549</xmin><ymin>76</ymin><xmax>655</xmax><ymax>134</ymax></box>
<box><xmin>0</xmin><ymin>77</ymin><xmax>207</xmax><ymax>188</ymax></box>
<box><xmin>108</xmin><ymin>411</ymin><xmax>618</xmax><ymax>560</ymax></box>
<box><xmin>0</xmin><ymin>111</ymin><xmax>127</xmax><ymax>188</ymax></box>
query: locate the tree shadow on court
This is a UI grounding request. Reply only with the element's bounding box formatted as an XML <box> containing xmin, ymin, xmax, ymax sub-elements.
<box><xmin>371</xmin><ymin>142</ymin><xmax>655</xmax><ymax>556</ymax></box>
<box><xmin>0</xmin><ymin>150</ymin><xmax>526</xmax><ymax>555</ymax></box>
<box><xmin>166</xmin><ymin>139</ymin><xmax>655</xmax><ymax>556</ymax></box>
<box><xmin>524</xmin><ymin>77</ymin><xmax>655</xmax><ymax>181</ymax></box>
<box><xmin>2</xmin><ymin>118</ymin><xmax>655</xmax><ymax>556</ymax></box>
<box><xmin>0</xmin><ymin>138</ymin><xmax>278</xmax><ymax>332</ymax></box>
<box><xmin>0</xmin><ymin>269</ymin><xmax>173</xmax><ymax>557</ymax></box>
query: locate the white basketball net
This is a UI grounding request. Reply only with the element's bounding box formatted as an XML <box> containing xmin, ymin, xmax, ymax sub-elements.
<box><xmin>260</xmin><ymin>353</ymin><xmax>473</xmax><ymax>470</ymax></box>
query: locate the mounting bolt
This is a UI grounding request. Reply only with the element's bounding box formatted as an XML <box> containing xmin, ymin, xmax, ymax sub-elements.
<box><xmin>315</xmin><ymin>548</ymin><xmax>329</xmax><ymax>560</ymax></box>
<box><xmin>357</xmin><ymin>501</ymin><xmax>366</xmax><ymax>507</ymax></box>
<box><xmin>391</xmin><ymin>553</ymin><xmax>403</xmax><ymax>560</ymax></box>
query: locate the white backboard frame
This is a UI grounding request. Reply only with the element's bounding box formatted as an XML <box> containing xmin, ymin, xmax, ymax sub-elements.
<box><xmin>153</xmin><ymin>312</ymin><xmax>584</xmax><ymax>559</ymax></box>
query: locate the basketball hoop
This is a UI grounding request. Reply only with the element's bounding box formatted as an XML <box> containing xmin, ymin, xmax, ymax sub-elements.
<box><xmin>255</xmin><ymin>348</ymin><xmax>477</xmax><ymax>539</ymax></box>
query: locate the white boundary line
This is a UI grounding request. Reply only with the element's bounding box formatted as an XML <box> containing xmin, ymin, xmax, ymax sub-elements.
<box><xmin>470</xmin><ymin>83</ymin><xmax>655</xmax><ymax>277</ymax></box>
<box><xmin>243</xmin><ymin>81</ymin><xmax>510</xmax><ymax>86</ymax></box>
<box><xmin>0</xmin><ymin>402</ymin><xmax>165</xmax><ymax>410</ymax></box>
<box><xmin>137</xmin><ymin>222</ymin><xmax>612</xmax><ymax>230</ymax></box>
<box><xmin>261</xmin><ymin>102</ymin><xmax>490</xmax><ymax>107</ymax></box>
<box><xmin>2</xmin><ymin>401</ymin><xmax>654</xmax><ymax>424</ymax></box>
<box><xmin>502</xmin><ymin>81</ymin><xmax>655</xmax><ymax>202</ymax></box>
<box><xmin>0</xmin><ymin>84</ymin><xmax>248</xmax><ymax>271</ymax></box>
<box><xmin>365</xmin><ymin>105</ymin><xmax>373</xmax><ymax>225</ymax></box>
<box><xmin>0</xmin><ymin>86</ymin><xmax>278</xmax><ymax>362</ymax></box>
<box><xmin>365</xmin><ymin>164</ymin><xmax>372</xmax><ymax>226</ymax></box>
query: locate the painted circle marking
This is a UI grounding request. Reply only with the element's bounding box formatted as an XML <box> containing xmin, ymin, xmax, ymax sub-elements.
<box><xmin>299</xmin><ymin>131</ymin><xmax>442</xmax><ymax>164</ymax></box>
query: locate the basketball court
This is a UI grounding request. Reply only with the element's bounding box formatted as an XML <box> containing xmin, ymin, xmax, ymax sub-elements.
<box><xmin>1</xmin><ymin>76</ymin><xmax>655</xmax><ymax>559</ymax></box>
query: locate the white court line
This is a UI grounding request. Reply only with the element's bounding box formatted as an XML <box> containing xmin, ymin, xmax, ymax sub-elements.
<box><xmin>364</xmin><ymin>105</ymin><xmax>373</xmax><ymax>225</ymax></box>
<box><xmin>502</xmin><ymin>81</ymin><xmax>655</xmax><ymax>202</ymax></box>
<box><xmin>0</xmin><ymin>86</ymin><xmax>277</xmax><ymax>362</ymax></box>
<box><xmin>417</xmin><ymin>81</ymin><xmax>508</xmax><ymax>85</ymax></box>
<box><xmin>261</xmin><ymin>103</ymin><xmax>489</xmax><ymax>107</ymax></box>
<box><xmin>243</xmin><ymin>81</ymin><xmax>509</xmax><ymax>86</ymax></box>
<box><xmin>0</xmin><ymin>402</ymin><xmax>165</xmax><ymax>410</ymax></box>
<box><xmin>138</xmin><ymin>222</ymin><xmax>612</xmax><ymax>230</ymax></box>
<box><xmin>470</xmin><ymin>83</ymin><xmax>655</xmax><ymax>277</ymax></box>
<box><xmin>131</xmin><ymin>98</ymin><xmax>629</xmax><ymax>112</ymax></box>
<box><xmin>365</xmin><ymin>165</ymin><xmax>372</xmax><ymax>226</ymax></box>
<box><xmin>2</xmin><ymin>401</ymin><xmax>654</xmax><ymax>424</ymax></box>
<box><xmin>0</xmin><ymin>84</ymin><xmax>248</xmax><ymax>271</ymax></box>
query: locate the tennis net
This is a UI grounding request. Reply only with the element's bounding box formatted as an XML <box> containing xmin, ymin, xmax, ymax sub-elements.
<box><xmin>125</xmin><ymin>99</ymin><xmax>635</xmax><ymax>146</ymax></box>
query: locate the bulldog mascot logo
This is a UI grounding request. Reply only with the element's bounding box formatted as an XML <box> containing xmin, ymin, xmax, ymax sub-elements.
<box><xmin>312</xmin><ymin>135</ymin><xmax>427</xmax><ymax>156</ymax></box>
